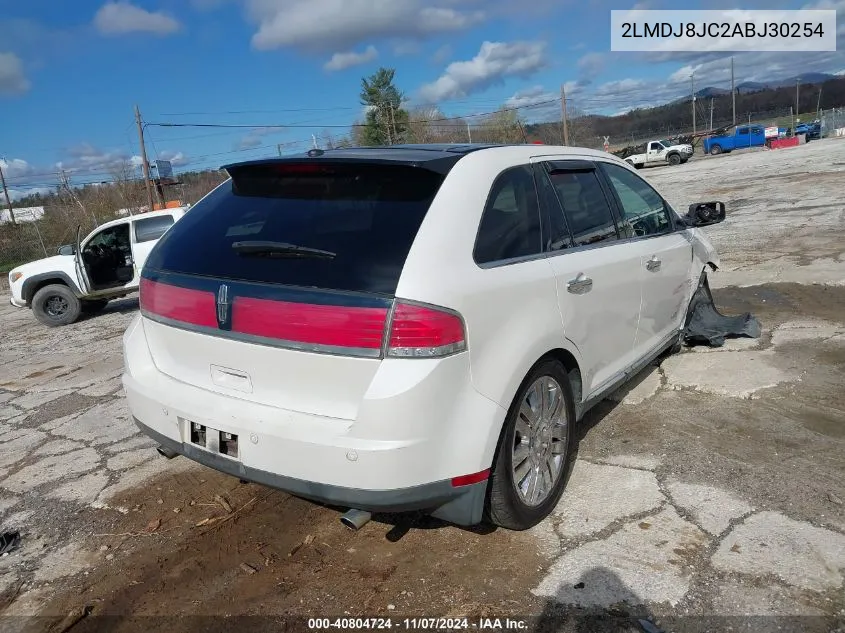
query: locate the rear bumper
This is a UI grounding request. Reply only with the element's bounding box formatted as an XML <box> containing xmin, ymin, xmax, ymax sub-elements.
<box><xmin>134</xmin><ymin>416</ymin><xmax>488</xmax><ymax>524</ymax></box>
<box><xmin>122</xmin><ymin>315</ymin><xmax>504</xmax><ymax>527</ymax></box>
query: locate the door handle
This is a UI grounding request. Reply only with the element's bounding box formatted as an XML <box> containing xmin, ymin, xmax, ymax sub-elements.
<box><xmin>566</xmin><ymin>273</ymin><xmax>593</xmax><ymax>294</ymax></box>
<box><xmin>646</xmin><ymin>256</ymin><xmax>662</xmax><ymax>272</ymax></box>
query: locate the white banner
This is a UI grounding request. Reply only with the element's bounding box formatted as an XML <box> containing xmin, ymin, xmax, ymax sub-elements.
<box><xmin>611</xmin><ymin>10</ymin><xmax>837</xmax><ymax>52</ymax></box>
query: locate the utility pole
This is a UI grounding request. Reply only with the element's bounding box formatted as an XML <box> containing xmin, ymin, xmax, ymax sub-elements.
<box><xmin>0</xmin><ymin>162</ymin><xmax>16</xmax><ymax>226</ymax></box>
<box><xmin>466</xmin><ymin>120</ymin><xmax>472</xmax><ymax>143</ymax></box>
<box><xmin>790</xmin><ymin>106</ymin><xmax>795</xmax><ymax>136</ymax></box>
<box><xmin>796</xmin><ymin>78</ymin><xmax>800</xmax><ymax>117</ymax></box>
<box><xmin>560</xmin><ymin>84</ymin><xmax>570</xmax><ymax>145</ymax></box>
<box><xmin>709</xmin><ymin>98</ymin><xmax>714</xmax><ymax>131</ymax></box>
<box><xmin>691</xmin><ymin>72</ymin><xmax>696</xmax><ymax>135</ymax></box>
<box><xmin>134</xmin><ymin>105</ymin><xmax>155</xmax><ymax>213</ymax></box>
<box><xmin>277</xmin><ymin>144</ymin><xmax>282</xmax><ymax>156</ymax></box>
<box><xmin>817</xmin><ymin>87</ymin><xmax>823</xmax><ymax>118</ymax></box>
<box><xmin>731</xmin><ymin>57</ymin><xmax>736</xmax><ymax>126</ymax></box>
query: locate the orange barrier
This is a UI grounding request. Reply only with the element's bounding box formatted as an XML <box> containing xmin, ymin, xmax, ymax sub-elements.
<box><xmin>152</xmin><ymin>200</ymin><xmax>184</xmax><ymax>210</ymax></box>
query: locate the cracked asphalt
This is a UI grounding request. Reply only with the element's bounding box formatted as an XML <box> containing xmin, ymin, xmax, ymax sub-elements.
<box><xmin>1</xmin><ymin>139</ymin><xmax>844</xmax><ymax>632</ymax></box>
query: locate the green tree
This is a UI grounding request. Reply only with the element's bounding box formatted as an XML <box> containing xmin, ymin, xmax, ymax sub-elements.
<box><xmin>359</xmin><ymin>67</ymin><xmax>409</xmax><ymax>146</ymax></box>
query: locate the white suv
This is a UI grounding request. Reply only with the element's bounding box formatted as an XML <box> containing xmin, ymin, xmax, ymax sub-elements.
<box><xmin>122</xmin><ymin>144</ymin><xmax>724</xmax><ymax>530</ymax></box>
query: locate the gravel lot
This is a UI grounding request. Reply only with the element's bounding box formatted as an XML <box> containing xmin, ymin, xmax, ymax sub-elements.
<box><xmin>1</xmin><ymin>139</ymin><xmax>844</xmax><ymax>632</ymax></box>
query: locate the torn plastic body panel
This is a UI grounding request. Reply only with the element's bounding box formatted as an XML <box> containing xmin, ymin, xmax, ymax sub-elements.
<box><xmin>683</xmin><ymin>273</ymin><xmax>762</xmax><ymax>347</ymax></box>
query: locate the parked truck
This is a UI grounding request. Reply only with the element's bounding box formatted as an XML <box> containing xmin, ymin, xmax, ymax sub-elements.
<box><xmin>619</xmin><ymin>139</ymin><xmax>694</xmax><ymax>168</ymax></box>
<box><xmin>7</xmin><ymin>208</ymin><xmax>187</xmax><ymax>327</ymax></box>
<box><xmin>702</xmin><ymin>125</ymin><xmax>769</xmax><ymax>155</ymax></box>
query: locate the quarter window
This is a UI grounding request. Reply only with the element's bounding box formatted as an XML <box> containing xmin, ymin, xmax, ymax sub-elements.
<box><xmin>601</xmin><ymin>163</ymin><xmax>671</xmax><ymax>238</ymax></box>
<box><xmin>474</xmin><ymin>165</ymin><xmax>543</xmax><ymax>264</ymax></box>
<box><xmin>134</xmin><ymin>215</ymin><xmax>175</xmax><ymax>243</ymax></box>
<box><xmin>547</xmin><ymin>169</ymin><xmax>618</xmax><ymax>247</ymax></box>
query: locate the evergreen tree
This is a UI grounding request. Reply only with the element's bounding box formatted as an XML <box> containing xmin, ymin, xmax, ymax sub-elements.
<box><xmin>359</xmin><ymin>67</ymin><xmax>409</xmax><ymax>146</ymax></box>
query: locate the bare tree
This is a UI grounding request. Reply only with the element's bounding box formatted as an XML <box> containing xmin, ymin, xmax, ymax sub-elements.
<box><xmin>110</xmin><ymin>160</ymin><xmax>145</xmax><ymax>216</ymax></box>
<box><xmin>58</xmin><ymin>171</ymin><xmax>98</xmax><ymax>229</ymax></box>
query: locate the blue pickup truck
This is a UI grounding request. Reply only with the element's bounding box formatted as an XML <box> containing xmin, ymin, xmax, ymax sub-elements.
<box><xmin>794</xmin><ymin>121</ymin><xmax>821</xmax><ymax>140</ymax></box>
<box><xmin>703</xmin><ymin>125</ymin><xmax>768</xmax><ymax>155</ymax></box>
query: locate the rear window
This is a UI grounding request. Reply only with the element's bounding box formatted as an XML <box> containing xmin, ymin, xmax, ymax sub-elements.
<box><xmin>144</xmin><ymin>163</ymin><xmax>446</xmax><ymax>295</ymax></box>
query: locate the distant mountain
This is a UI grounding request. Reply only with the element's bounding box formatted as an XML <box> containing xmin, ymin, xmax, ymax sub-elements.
<box><xmin>695</xmin><ymin>87</ymin><xmax>730</xmax><ymax>98</ymax></box>
<box><xmin>700</xmin><ymin>72</ymin><xmax>836</xmax><ymax>97</ymax></box>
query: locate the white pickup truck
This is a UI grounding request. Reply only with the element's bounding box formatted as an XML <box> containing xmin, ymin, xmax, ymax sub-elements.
<box><xmin>624</xmin><ymin>139</ymin><xmax>693</xmax><ymax>168</ymax></box>
<box><xmin>8</xmin><ymin>208</ymin><xmax>187</xmax><ymax>327</ymax></box>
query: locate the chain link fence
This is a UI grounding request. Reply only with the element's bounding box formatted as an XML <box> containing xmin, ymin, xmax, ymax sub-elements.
<box><xmin>821</xmin><ymin>107</ymin><xmax>845</xmax><ymax>137</ymax></box>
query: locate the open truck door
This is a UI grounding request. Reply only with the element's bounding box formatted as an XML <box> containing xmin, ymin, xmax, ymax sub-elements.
<box><xmin>73</xmin><ymin>225</ymin><xmax>91</xmax><ymax>295</ymax></box>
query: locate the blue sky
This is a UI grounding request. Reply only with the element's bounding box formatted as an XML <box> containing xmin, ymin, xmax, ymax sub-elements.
<box><xmin>1</xmin><ymin>0</ymin><xmax>843</xmax><ymax>199</ymax></box>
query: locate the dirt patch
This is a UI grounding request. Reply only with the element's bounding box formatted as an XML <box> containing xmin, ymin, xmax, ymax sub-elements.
<box><xmin>713</xmin><ymin>283</ymin><xmax>845</xmax><ymax>326</ymax></box>
<box><xmin>18</xmin><ymin>466</ymin><xmax>547</xmax><ymax>630</ymax></box>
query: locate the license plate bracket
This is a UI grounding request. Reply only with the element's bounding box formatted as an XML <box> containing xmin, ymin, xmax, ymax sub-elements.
<box><xmin>188</xmin><ymin>421</ymin><xmax>239</xmax><ymax>459</ymax></box>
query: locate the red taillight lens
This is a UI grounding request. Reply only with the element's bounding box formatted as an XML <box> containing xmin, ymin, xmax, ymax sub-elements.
<box><xmin>139</xmin><ymin>278</ymin><xmax>217</xmax><ymax>328</ymax></box>
<box><xmin>387</xmin><ymin>302</ymin><xmax>466</xmax><ymax>358</ymax></box>
<box><xmin>451</xmin><ymin>469</ymin><xmax>490</xmax><ymax>487</ymax></box>
<box><xmin>231</xmin><ymin>297</ymin><xmax>388</xmax><ymax>351</ymax></box>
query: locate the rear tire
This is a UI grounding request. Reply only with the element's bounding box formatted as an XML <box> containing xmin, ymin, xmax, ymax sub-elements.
<box><xmin>486</xmin><ymin>359</ymin><xmax>574</xmax><ymax>531</ymax></box>
<box><xmin>709</xmin><ymin>145</ymin><xmax>722</xmax><ymax>155</ymax></box>
<box><xmin>32</xmin><ymin>284</ymin><xmax>81</xmax><ymax>327</ymax></box>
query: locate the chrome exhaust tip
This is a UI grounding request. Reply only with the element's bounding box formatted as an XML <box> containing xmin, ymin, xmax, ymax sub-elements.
<box><xmin>340</xmin><ymin>509</ymin><xmax>372</xmax><ymax>531</ymax></box>
<box><xmin>156</xmin><ymin>446</ymin><xmax>179</xmax><ymax>459</ymax></box>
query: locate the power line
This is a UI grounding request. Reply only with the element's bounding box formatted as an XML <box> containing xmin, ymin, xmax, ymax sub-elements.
<box><xmin>144</xmin><ymin>98</ymin><xmax>563</xmax><ymax>131</ymax></box>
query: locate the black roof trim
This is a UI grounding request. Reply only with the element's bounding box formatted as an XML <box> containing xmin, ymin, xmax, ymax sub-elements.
<box><xmin>221</xmin><ymin>143</ymin><xmax>506</xmax><ymax>175</ymax></box>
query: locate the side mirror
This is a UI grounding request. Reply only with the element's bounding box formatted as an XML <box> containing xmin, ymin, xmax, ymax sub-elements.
<box><xmin>57</xmin><ymin>244</ymin><xmax>76</xmax><ymax>256</ymax></box>
<box><xmin>684</xmin><ymin>201</ymin><xmax>726</xmax><ymax>227</ymax></box>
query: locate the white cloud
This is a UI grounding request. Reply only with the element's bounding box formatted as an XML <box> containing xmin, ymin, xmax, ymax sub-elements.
<box><xmin>0</xmin><ymin>158</ymin><xmax>34</xmax><ymax>179</ymax></box>
<box><xmin>418</xmin><ymin>40</ymin><xmax>547</xmax><ymax>102</ymax></box>
<box><xmin>577</xmin><ymin>52</ymin><xmax>605</xmax><ymax>76</ymax></box>
<box><xmin>7</xmin><ymin>186</ymin><xmax>54</xmax><ymax>201</ymax></box>
<box><xmin>247</xmin><ymin>0</ymin><xmax>484</xmax><ymax>52</ymax></box>
<box><xmin>505</xmin><ymin>85</ymin><xmax>560</xmax><ymax>121</ymax></box>
<box><xmin>157</xmin><ymin>150</ymin><xmax>189</xmax><ymax>167</ymax></box>
<box><xmin>0</xmin><ymin>52</ymin><xmax>31</xmax><ymax>96</ymax></box>
<box><xmin>94</xmin><ymin>2</ymin><xmax>181</xmax><ymax>36</ymax></box>
<box><xmin>233</xmin><ymin>126</ymin><xmax>282</xmax><ymax>150</ymax></box>
<box><xmin>431</xmin><ymin>44</ymin><xmax>452</xmax><ymax>64</ymax></box>
<box><xmin>324</xmin><ymin>45</ymin><xmax>378</xmax><ymax>71</ymax></box>
<box><xmin>505</xmin><ymin>85</ymin><xmax>555</xmax><ymax>108</ymax></box>
<box><xmin>51</xmin><ymin>143</ymin><xmax>186</xmax><ymax>176</ymax></box>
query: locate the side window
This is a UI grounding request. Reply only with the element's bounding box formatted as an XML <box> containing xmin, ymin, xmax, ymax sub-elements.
<box><xmin>601</xmin><ymin>163</ymin><xmax>671</xmax><ymax>238</ymax></box>
<box><xmin>86</xmin><ymin>223</ymin><xmax>129</xmax><ymax>250</ymax></box>
<box><xmin>134</xmin><ymin>215</ymin><xmax>174</xmax><ymax>243</ymax></box>
<box><xmin>474</xmin><ymin>165</ymin><xmax>542</xmax><ymax>265</ymax></box>
<box><xmin>736</xmin><ymin>126</ymin><xmax>749</xmax><ymax>135</ymax></box>
<box><xmin>648</xmin><ymin>142</ymin><xmax>661</xmax><ymax>151</ymax></box>
<box><xmin>546</xmin><ymin>169</ymin><xmax>618</xmax><ymax>247</ymax></box>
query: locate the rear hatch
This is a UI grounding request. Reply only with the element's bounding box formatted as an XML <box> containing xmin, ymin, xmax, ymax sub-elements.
<box><xmin>139</xmin><ymin>160</ymin><xmax>463</xmax><ymax>420</ymax></box>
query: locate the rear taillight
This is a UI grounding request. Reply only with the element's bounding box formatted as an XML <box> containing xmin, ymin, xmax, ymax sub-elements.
<box><xmin>387</xmin><ymin>301</ymin><xmax>466</xmax><ymax>359</ymax></box>
<box><xmin>232</xmin><ymin>297</ymin><xmax>388</xmax><ymax>352</ymax></box>
<box><xmin>139</xmin><ymin>278</ymin><xmax>217</xmax><ymax>328</ymax></box>
<box><xmin>140</xmin><ymin>279</ymin><xmax>466</xmax><ymax>359</ymax></box>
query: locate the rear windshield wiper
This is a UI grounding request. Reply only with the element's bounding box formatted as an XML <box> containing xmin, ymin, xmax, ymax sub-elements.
<box><xmin>231</xmin><ymin>240</ymin><xmax>336</xmax><ymax>259</ymax></box>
